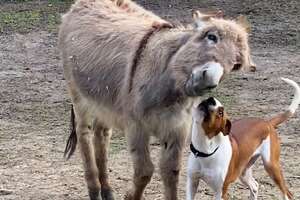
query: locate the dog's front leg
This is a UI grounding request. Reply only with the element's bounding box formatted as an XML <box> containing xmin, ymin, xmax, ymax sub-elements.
<box><xmin>215</xmin><ymin>190</ymin><xmax>224</xmax><ymax>200</ymax></box>
<box><xmin>186</xmin><ymin>171</ymin><xmax>199</xmax><ymax>200</ymax></box>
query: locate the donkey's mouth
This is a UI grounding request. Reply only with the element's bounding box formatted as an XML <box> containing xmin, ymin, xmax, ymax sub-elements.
<box><xmin>191</xmin><ymin>84</ymin><xmax>217</xmax><ymax>96</ymax></box>
<box><xmin>185</xmin><ymin>62</ymin><xmax>223</xmax><ymax>96</ymax></box>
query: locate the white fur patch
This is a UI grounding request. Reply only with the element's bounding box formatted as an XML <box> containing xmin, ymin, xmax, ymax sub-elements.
<box><xmin>204</xmin><ymin>62</ymin><xmax>224</xmax><ymax>86</ymax></box>
<box><xmin>196</xmin><ymin>21</ymin><xmax>206</xmax><ymax>30</ymax></box>
<box><xmin>284</xmin><ymin>195</ymin><xmax>289</xmax><ymax>200</ymax></box>
<box><xmin>281</xmin><ymin>77</ymin><xmax>300</xmax><ymax>114</ymax></box>
<box><xmin>253</xmin><ymin>136</ymin><xmax>271</xmax><ymax>163</ymax></box>
<box><xmin>191</xmin><ymin>62</ymin><xmax>224</xmax><ymax>89</ymax></box>
<box><xmin>187</xmin><ymin>119</ymin><xmax>232</xmax><ymax>197</ymax></box>
<box><xmin>210</xmin><ymin>98</ymin><xmax>223</xmax><ymax>111</ymax></box>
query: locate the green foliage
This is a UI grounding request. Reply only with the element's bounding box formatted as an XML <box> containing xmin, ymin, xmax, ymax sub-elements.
<box><xmin>110</xmin><ymin>134</ymin><xmax>127</xmax><ymax>155</ymax></box>
<box><xmin>203</xmin><ymin>89</ymin><xmax>235</xmax><ymax>108</ymax></box>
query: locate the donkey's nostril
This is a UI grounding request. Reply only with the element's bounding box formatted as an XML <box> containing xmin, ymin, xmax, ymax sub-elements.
<box><xmin>202</xmin><ymin>70</ymin><xmax>207</xmax><ymax>78</ymax></box>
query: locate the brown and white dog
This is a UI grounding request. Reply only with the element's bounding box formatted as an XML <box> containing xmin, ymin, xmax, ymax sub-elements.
<box><xmin>187</xmin><ymin>78</ymin><xmax>300</xmax><ymax>200</ymax></box>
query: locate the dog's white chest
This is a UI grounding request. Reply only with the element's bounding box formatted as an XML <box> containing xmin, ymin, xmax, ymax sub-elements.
<box><xmin>188</xmin><ymin>135</ymin><xmax>232</xmax><ymax>191</ymax></box>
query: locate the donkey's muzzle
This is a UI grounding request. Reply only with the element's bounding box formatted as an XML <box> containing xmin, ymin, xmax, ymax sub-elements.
<box><xmin>185</xmin><ymin>62</ymin><xmax>224</xmax><ymax>96</ymax></box>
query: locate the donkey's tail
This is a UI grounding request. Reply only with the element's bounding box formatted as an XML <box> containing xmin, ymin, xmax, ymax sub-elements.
<box><xmin>269</xmin><ymin>78</ymin><xmax>300</xmax><ymax>127</ymax></box>
<box><xmin>64</xmin><ymin>105</ymin><xmax>77</xmax><ymax>160</ymax></box>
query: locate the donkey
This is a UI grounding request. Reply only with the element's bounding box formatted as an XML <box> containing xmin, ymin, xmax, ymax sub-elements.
<box><xmin>58</xmin><ymin>0</ymin><xmax>255</xmax><ymax>200</ymax></box>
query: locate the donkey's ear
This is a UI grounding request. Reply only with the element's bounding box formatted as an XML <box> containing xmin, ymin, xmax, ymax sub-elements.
<box><xmin>215</xmin><ymin>10</ymin><xmax>224</xmax><ymax>18</ymax></box>
<box><xmin>192</xmin><ymin>10</ymin><xmax>210</xmax><ymax>29</ymax></box>
<box><xmin>236</xmin><ymin>15</ymin><xmax>251</xmax><ymax>33</ymax></box>
<box><xmin>193</xmin><ymin>10</ymin><xmax>224</xmax><ymax>20</ymax></box>
<box><xmin>192</xmin><ymin>10</ymin><xmax>201</xmax><ymax>20</ymax></box>
<box><xmin>192</xmin><ymin>10</ymin><xmax>211</xmax><ymax>21</ymax></box>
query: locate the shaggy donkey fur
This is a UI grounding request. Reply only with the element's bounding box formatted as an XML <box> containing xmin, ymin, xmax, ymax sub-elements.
<box><xmin>59</xmin><ymin>0</ymin><xmax>255</xmax><ymax>199</ymax></box>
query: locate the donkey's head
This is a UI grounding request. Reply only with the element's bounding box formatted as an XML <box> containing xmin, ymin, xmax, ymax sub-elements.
<box><xmin>171</xmin><ymin>11</ymin><xmax>255</xmax><ymax>96</ymax></box>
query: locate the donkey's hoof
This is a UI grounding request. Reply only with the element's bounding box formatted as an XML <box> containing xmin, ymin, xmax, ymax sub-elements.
<box><xmin>89</xmin><ymin>189</ymin><xmax>102</xmax><ymax>200</ymax></box>
<box><xmin>124</xmin><ymin>191</ymin><xmax>145</xmax><ymax>200</ymax></box>
<box><xmin>124</xmin><ymin>191</ymin><xmax>132</xmax><ymax>200</ymax></box>
<box><xmin>101</xmin><ymin>188</ymin><xmax>115</xmax><ymax>200</ymax></box>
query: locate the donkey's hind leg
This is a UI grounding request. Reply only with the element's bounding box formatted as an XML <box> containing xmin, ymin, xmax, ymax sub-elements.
<box><xmin>75</xmin><ymin>107</ymin><xmax>101</xmax><ymax>200</ymax></box>
<box><xmin>93</xmin><ymin>121</ymin><xmax>114</xmax><ymax>200</ymax></box>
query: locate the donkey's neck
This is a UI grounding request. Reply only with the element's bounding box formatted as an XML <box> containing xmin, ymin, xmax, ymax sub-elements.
<box><xmin>131</xmin><ymin>29</ymin><xmax>194</xmax><ymax>112</ymax></box>
<box><xmin>191</xmin><ymin>120</ymin><xmax>225</xmax><ymax>154</ymax></box>
<box><xmin>147</xmin><ymin>28</ymin><xmax>193</xmax><ymax>72</ymax></box>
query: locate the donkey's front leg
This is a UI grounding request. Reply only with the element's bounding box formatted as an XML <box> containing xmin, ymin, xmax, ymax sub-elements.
<box><xmin>125</xmin><ymin>124</ymin><xmax>154</xmax><ymax>200</ymax></box>
<box><xmin>160</xmin><ymin>128</ymin><xmax>186</xmax><ymax>200</ymax></box>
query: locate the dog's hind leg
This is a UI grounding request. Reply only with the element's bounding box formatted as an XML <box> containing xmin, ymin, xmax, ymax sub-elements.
<box><xmin>262</xmin><ymin>132</ymin><xmax>293</xmax><ymax>200</ymax></box>
<box><xmin>240</xmin><ymin>166</ymin><xmax>259</xmax><ymax>200</ymax></box>
<box><xmin>93</xmin><ymin>121</ymin><xmax>114</xmax><ymax>200</ymax></box>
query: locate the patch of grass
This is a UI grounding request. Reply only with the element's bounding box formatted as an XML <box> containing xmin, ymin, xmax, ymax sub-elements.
<box><xmin>110</xmin><ymin>134</ymin><xmax>127</xmax><ymax>155</ymax></box>
<box><xmin>0</xmin><ymin>1</ymin><xmax>73</xmax><ymax>34</ymax></box>
<box><xmin>203</xmin><ymin>89</ymin><xmax>236</xmax><ymax>108</ymax></box>
<box><xmin>44</xmin><ymin>12</ymin><xmax>62</xmax><ymax>32</ymax></box>
<box><xmin>0</xmin><ymin>10</ymin><xmax>40</xmax><ymax>33</ymax></box>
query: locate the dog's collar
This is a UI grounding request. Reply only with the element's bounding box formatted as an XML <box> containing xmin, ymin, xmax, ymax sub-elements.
<box><xmin>190</xmin><ymin>143</ymin><xmax>219</xmax><ymax>158</ymax></box>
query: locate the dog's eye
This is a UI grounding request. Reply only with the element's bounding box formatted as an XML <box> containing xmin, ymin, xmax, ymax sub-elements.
<box><xmin>218</xmin><ymin>110</ymin><xmax>223</xmax><ymax>117</ymax></box>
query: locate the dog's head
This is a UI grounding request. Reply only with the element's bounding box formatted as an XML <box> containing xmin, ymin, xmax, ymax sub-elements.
<box><xmin>192</xmin><ymin>97</ymin><xmax>231</xmax><ymax>138</ymax></box>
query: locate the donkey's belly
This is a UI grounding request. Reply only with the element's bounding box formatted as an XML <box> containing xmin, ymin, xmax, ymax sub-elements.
<box><xmin>73</xmin><ymin>60</ymin><xmax>126</xmax><ymax>106</ymax></box>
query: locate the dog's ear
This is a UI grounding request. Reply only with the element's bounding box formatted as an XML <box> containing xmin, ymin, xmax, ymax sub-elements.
<box><xmin>223</xmin><ymin>119</ymin><xmax>231</xmax><ymax>135</ymax></box>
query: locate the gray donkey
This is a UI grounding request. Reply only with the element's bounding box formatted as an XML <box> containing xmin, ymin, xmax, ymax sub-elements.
<box><xmin>58</xmin><ymin>0</ymin><xmax>255</xmax><ymax>200</ymax></box>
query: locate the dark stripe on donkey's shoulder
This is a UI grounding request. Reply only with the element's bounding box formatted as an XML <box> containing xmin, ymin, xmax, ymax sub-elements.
<box><xmin>128</xmin><ymin>25</ymin><xmax>173</xmax><ymax>92</ymax></box>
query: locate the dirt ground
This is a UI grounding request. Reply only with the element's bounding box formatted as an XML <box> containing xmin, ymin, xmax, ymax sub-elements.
<box><xmin>0</xmin><ymin>0</ymin><xmax>299</xmax><ymax>199</ymax></box>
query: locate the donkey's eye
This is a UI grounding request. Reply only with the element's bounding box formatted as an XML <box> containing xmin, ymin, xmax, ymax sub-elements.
<box><xmin>207</xmin><ymin>34</ymin><xmax>218</xmax><ymax>43</ymax></box>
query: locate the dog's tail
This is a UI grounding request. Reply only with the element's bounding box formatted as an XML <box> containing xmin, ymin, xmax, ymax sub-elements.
<box><xmin>269</xmin><ymin>78</ymin><xmax>300</xmax><ymax>127</ymax></box>
<box><xmin>64</xmin><ymin>105</ymin><xmax>77</xmax><ymax>160</ymax></box>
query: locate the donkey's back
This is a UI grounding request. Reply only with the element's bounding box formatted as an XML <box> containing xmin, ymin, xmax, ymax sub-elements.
<box><xmin>59</xmin><ymin>0</ymin><xmax>164</xmax><ymax>108</ymax></box>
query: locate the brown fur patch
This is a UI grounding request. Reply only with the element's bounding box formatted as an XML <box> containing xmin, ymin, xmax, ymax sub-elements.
<box><xmin>201</xmin><ymin>107</ymin><xmax>230</xmax><ymax>138</ymax></box>
<box><xmin>222</xmin><ymin>118</ymin><xmax>293</xmax><ymax>199</ymax></box>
